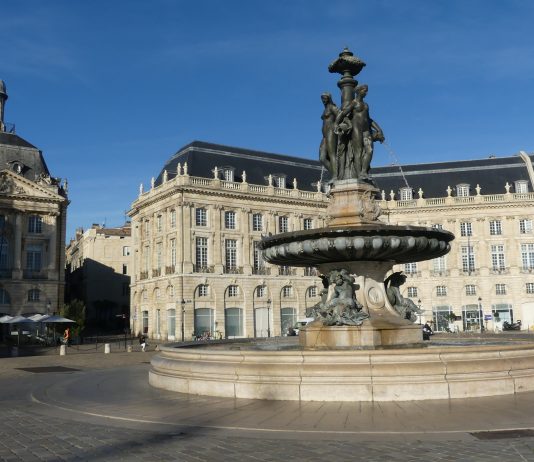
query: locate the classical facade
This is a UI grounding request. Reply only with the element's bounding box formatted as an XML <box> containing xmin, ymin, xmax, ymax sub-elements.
<box><xmin>129</xmin><ymin>141</ymin><xmax>534</xmax><ymax>339</ymax></box>
<box><xmin>0</xmin><ymin>80</ymin><xmax>69</xmax><ymax>317</ymax></box>
<box><xmin>65</xmin><ymin>223</ymin><xmax>131</xmax><ymax>328</ymax></box>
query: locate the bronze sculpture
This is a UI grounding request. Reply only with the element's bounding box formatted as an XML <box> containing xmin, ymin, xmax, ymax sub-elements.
<box><xmin>319</xmin><ymin>93</ymin><xmax>339</xmax><ymax>181</ymax></box>
<box><xmin>384</xmin><ymin>272</ymin><xmax>423</xmax><ymax>322</ymax></box>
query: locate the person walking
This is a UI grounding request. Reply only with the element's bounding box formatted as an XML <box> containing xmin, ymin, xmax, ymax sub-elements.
<box><xmin>139</xmin><ymin>334</ymin><xmax>146</xmax><ymax>352</ymax></box>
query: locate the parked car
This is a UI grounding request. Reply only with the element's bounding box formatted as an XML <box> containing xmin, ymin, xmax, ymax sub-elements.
<box><xmin>293</xmin><ymin>317</ymin><xmax>315</xmax><ymax>335</ymax></box>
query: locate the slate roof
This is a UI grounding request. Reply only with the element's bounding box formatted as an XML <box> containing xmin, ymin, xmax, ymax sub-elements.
<box><xmin>156</xmin><ymin>141</ymin><xmax>534</xmax><ymax>197</ymax></box>
<box><xmin>0</xmin><ymin>132</ymin><xmax>50</xmax><ymax>180</ymax></box>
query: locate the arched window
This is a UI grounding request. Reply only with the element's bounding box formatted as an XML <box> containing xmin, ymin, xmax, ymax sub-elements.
<box><xmin>194</xmin><ymin>308</ymin><xmax>215</xmax><ymax>337</ymax></box>
<box><xmin>225</xmin><ymin>307</ymin><xmax>243</xmax><ymax>337</ymax></box>
<box><xmin>281</xmin><ymin>307</ymin><xmax>297</xmax><ymax>335</ymax></box>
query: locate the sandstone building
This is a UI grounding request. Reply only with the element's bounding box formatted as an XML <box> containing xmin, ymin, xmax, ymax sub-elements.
<box><xmin>129</xmin><ymin>141</ymin><xmax>534</xmax><ymax>339</ymax></box>
<box><xmin>65</xmin><ymin>223</ymin><xmax>131</xmax><ymax>329</ymax></box>
<box><xmin>0</xmin><ymin>80</ymin><xmax>68</xmax><ymax>318</ymax></box>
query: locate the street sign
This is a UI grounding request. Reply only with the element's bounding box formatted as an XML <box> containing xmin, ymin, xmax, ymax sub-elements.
<box><xmin>484</xmin><ymin>314</ymin><xmax>493</xmax><ymax>321</ymax></box>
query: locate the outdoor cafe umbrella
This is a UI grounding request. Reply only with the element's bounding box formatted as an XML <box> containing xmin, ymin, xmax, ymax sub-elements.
<box><xmin>1</xmin><ymin>316</ymin><xmax>36</xmax><ymax>345</ymax></box>
<box><xmin>0</xmin><ymin>315</ymin><xmax>13</xmax><ymax>323</ymax></box>
<box><xmin>40</xmin><ymin>315</ymin><xmax>76</xmax><ymax>324</ymax></box>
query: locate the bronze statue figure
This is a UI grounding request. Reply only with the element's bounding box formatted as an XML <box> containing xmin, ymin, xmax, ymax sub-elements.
<box><xmin>319</xmin><ymin>93</ymin><xmax>339</xmax><ymax>181</ymax></box>
<box><xmin>384</xmin><ymin>272</ymin><xmax>422</xmax><ymax>322</ymax></box>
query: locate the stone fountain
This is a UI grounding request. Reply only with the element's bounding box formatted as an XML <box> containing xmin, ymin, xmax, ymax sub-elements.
<box><xmin>149</xmin><ymin>49</ymin><xmax>534</xmax><ymax>401</ymax></box>
<box><xmin>259</xmin><ymin>47</ymin><xmax>454</xmax><ymax>349</ymax></box>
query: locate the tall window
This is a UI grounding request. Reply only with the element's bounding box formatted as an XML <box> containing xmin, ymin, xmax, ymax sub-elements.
<box><xmin>225</xmin><ymin>308</ymin><xmax>243</xmax><ymax>337</ymax></box>
<box><xmin>433</xmin><ymin>256</ymin><xmax>447</xmax><ymax>273</ymax></box>
<box><xmin>520</xmin><ymin>219</ymin><xmax>533</xmax><ymax>234</ymax></box>
<box><xmin>194</xmin><ymin>308</ymin><xmax>215</xmax><ymax>337</ymax></box>
<box><xmin>156</xmin><ymin>215</ymin><xmax>162</xmax><ymax>232</ymax></box>
<box><xmin>279</xmin><ymin>216</ymin><xmax>289</xmax><ymax>233</ymax></box>
<box><xmin>491</xmin><ymin>244</ymin><xmax>506</xmax><ymax>270</ymax></box>
<box><xmin>28</xmin><ymin>289</ymin><xmax>40</xmax><ymax>302</ymax></box>
<box><xmin>28</xmin><ymin>215</ymin><xmax>42</xmax><ymax>233</ymax></box>
<box><xmin>460</xmin><ymin>222</ymin><xmax>472</xmax><ymax>236</ymax></box>
<box><xmin>308</xmin><ymin>286</ymin><xmax>317</xmax><ymax>298</ymax></box>
<box><xmin>489</xmin><ymin>220</ymin><xmax>502</xmax><ymax>235</ymax></box>
<box><xmin>521</xmin><ymin>244</ymin><xmax>534</xmax><ymax>270</ymax></box>
<box><xmin>143</xmin><ymin>246</ymin><xmax>150</xmax><ymax>271</ymax></box>
<box><xmin>170</xmin><ymin>210</ymin><xmax>176</xmax><ymax>228</ymax></box>
<box><xmin>399</xmin><ymin>187</ymin><xmax>413</xmax><ymax>201</ymax></box>
<box><xmin>465</xmin><ymin>285</ymin><xmax>477</xmax><ymax>296</ymax></box>
<box><xmin>461</xmin><ymin>245</ymin><xmax>476</xmax><ymax>273</ymax></box>
<box><xmin>144</xmin><ymin>220</ymin><xmax>150</xmax><ymax>238</ymax></box>
<box><xmin>155</xmin><ymin>309</ymin><xmax>161</xmax><ymax>336</ymax></box>
<box><xmin>156</xmin><ymin>242</ymin><xmax>163</xmax><ymax>270</ymax></box>
<box><xmin>0</xmin><ymin>237</ymin><xmax>9</xmax><ymax>269</ymax></box>
<box><xmin>256</xmin><ymin>286</ymin><xmax>266</xmax><ymax>298</ymax></box>
<box><xmin>225</xmin><ymin>211</ymin><xmax>236</xmax><ymax>229</ymax></box>
<box><xmin>142</xmin><ymin>311</ymin><xmax>148</xmax><ymax>334</ymax></box>
<box><xmin>167</xmin><ymin>309</ymin><xmax>176</xmax><ymax>337</ymax></box>
<box><xmin>407</xmin><ymin>287</ymin><xmax>418</xmax><ymax>298</ymax></box>
<box><xmin>253</xmin><ymin>241</ymin><xmax>264</xmax><ymax>272</ymax></box>
<box><xmin>225</xmin><ymin>239</ymin><xmax>237</xmax><ymax>269</ymax></box>
<box><xmin>280</xmin><ymin>307</ymin><xmax>297</xmax><ymax>335</ymax></box>
<box><xmin>495</xmin><ymin>284</ymin><xmax>507</xmax><ymax>295</ymax></box>
<box><xmin>274</xmin><ymin>176</ymin><xmax>286</xmax><ymax>188</ymax></box>
<box><xmin>457</xmin><ymin>184</ymin><xmax>470</xmax><ymax>197</ymax></box>
<box><xmin>170</xmin><ymin>239</ymin><xmax>176</xmax><ymax>267</ymax></box>
<box><xmin>303</xmin><ymin>218</ymin><xmax>313</xmax><ymax>230</ymax></box>
<box><xmin>195</xmin><ymin>237</ymin><xmax>208</xmax><ymax>267</ymax></box>
<box><xmin>404</xmin><ymin>262</ymin><xmax>418</xmax><ymax>274</ymax></box>
<box><xmin>195</xmin><ymin>208</ymin><xmax>207</xmax><ymax>227</ymax></box>
<box><xmin>222</xmin><ymin>168</ymin><xmax>234</xmax><ymax>182</ymax></box>
<box><xmin>527</xmin><ymin>283</ymin><xmax>534</xmax><ymax>294</ymax></box>
<box><xmin>436</xmin><ymin>286</ymin><xmax>447</xmax><ymax>297</ymax></box>
<box><xmin>252</xmin><ymin>213</ymin><xmax>263</xmax><ymax>232</ymax></box>
<box><xmin>26</xmin><ymin>245</ymin><xmax>42</xmax><ymax>271</ymax></box>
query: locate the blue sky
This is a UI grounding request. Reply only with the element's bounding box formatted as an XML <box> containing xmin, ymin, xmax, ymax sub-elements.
<box><xmin>2</xmin><ymin>0</ymin><xmax>534</xmax><ymax>239</ymax></box>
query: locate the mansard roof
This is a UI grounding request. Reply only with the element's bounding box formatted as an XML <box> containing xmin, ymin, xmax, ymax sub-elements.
<box><xmin>0</xmin><ymin>132</ymin><xmax>51</xmax><ymax>181</ymax></box>
<box><xmin>156</xmin><ymin>141</ymin><xmax>534</xmax><ymax>197</ymax></box>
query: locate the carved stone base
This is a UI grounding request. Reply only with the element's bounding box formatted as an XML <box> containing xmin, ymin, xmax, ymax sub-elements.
<box><xmin>300</xmin><ymin>323</ymin><xmax>422</xmax><ymax>349</ymax></box>
<box><xmin>327</xmin><ymin>179</ymin><xmax>381</xmax><ymax>227</ymax></box>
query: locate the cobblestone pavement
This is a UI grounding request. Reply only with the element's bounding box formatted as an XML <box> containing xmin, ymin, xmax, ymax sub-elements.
<box><xmin>3</xmin><ymin>351</ymin><xmax>534</xmax><ymax>461</ymax></box>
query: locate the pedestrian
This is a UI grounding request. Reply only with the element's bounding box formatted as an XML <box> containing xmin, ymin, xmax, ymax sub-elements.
<box><xmin>139</xmin><ymin>334</ymin><xmax>146</xmax><ymax>352</ymax></box>
<box><xmin>63</xmin><ymin>327</ymin><xmax>70</xmax><ymax>346</ymax></box>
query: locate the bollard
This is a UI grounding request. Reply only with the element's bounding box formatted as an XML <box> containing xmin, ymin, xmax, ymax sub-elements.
<box><xmin>10</xmin><ymin>346</ymin><xmax>18</xmax><ymax>357</ymax></box>
<box><xmin>60</xmin><ymin>345</ymin><xmax>66</xmax><ymax>356</ymax></box>
<box><xmin>104</xmin><ymin>343</ymin><xmax>111</xmax><ymax>354</ymax></box>
<box><xmin>127</xmin><ymin>345</ymin><xmax>133</xmax><ymax>353</ymax></box>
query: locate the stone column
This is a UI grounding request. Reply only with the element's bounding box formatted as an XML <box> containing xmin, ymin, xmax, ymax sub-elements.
<box><xmin>12</xmin><ymin>213</ymin><xmax>22</xmax><ymax>279</ymax></box>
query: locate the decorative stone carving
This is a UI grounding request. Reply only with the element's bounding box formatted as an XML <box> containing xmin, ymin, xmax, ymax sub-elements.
<box><xmin>163</xmin><ymin>170</ymin><xmax>168</xmax><ymax>183</ymax></box>
<box><xmin>308</xmin><ymin>269</ymin><xmax>369</xmax><ymax>326</ymax></box>
<box><xmin>0</xmin><ymin>175</ymin><xmax>25</xmax><ymax>195</ymax></box>
<box><xmin>139</xmin><ymin>183</ymin><xmax>144</xmax><ymax>195</ymax></box>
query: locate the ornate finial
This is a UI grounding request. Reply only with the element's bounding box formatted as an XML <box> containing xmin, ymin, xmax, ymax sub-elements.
<box><xmin>475</xmin><ymin>184</ymin><xmax>481</xmax><ymax>195</ymax></box>
<box><xmin>417</xmin><ymin>188</ymin><xmax>423</xmax><ymax>199</ymax></box>
<box><xmin>139</xmin><ymin>183</ymin><xmax>144</xmax><ymax>195</ymax></box>
<box><xmin>381</xmin><ymin>190</ymin><xmax>386</xmax><ymax>200</ymax></box>
<box><xmin>505</xmin><ymin>182</ymin><xmax>511</xmax><ymax>193</ymax></box>
<box><xmin>317</xmin><ymin>181</ymin><xmax>322</xmax><ymax>192</ymax></box>
<box><xmin>163</xmin><ymin>170</ymin><xmax>168</xmax><ymax>183</ymax></box>
<box><xmin>63</xmin><ymin>179</ymin><xmax>68</xmax><ymax>194</ymax></box>
<box><xmin>242</xmin><ymin>170</ymin><xmax>247</xmax><ymax>183</ymax></box>
<box><xmin>177</xmin><ymin>163</ymin><xmax>181</xmax><ymax>176</ymax></box>
<box><xmin>150</xmin><ymin>177</ymin><xmax>155</xmax><ymax>189</ymax></box>
<box><xmin>183</xmin><ymin>162</ymin><xmax>188</xmax><ymax>175</ymax></box>
<box><xmin>213</xmin><ymin>166</ymin><xmax>218</xmax><ymax>179</ymax></box>
<box><xmin>446</xmin><ymin>186</ymin><xmax>452</xmax><ymax>197</ymax></box>
<box><xmin>0</xmin><ymin>80</ymin><xmax>7</xmax><ymax>132</ymax></box>
<box><xmin>268</xmin><ymin>174</ymin><xmax>273</xmax><ymax>186</ymax></box>
<box><xmin>293</xmin><ymin>178</ymin><xmax>298</xmax><ymax>190</ymax></box>
<box><xmin>328</xmin><ymin>48</ymin><xmax>366</xmax><ymax>77</ymax></box>
<box><xmin>389</xmin><ymin>190</ymin><xmax>395</xmax><ymax>201</ymax></box>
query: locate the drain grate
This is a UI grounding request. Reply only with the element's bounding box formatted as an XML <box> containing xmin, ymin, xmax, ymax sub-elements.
<box><xmin>15</xmin><ymin>366</ymin><xmax>80</xmax><ymax>373</ymax></box>
<box><xmin>471</xmin><ymin>429</ymin><xmax>534</xmax><ymax>440</ymax></box>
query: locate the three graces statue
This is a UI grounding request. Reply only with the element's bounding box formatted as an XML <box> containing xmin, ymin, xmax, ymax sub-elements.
<box><xmin>319</xmin><ymin>49</ymin><xmax>385</xmax><ymax>182</ymax></box>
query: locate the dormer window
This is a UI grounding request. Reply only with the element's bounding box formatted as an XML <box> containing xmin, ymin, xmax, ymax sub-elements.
<box><xmin>399</xmin><ymin>187</ymin><xmax>413</xmax><ymax>201</ymax></box>
<box><xmin>515</xmin><ymin>180</ymin><xmax>529</xmax><ymax>194</ymax></box>
<box><xmin>456</xmin><ymin>184</ymin><xmax>470</xmax><ymax>197</ymax></box>
<box><xmin>272</xmin><ymin>175</ymin><xmax>286</xmax><ymax>188</ymax></box>
<box><xmin>221</xmin><ymin>167</ymin><xmax>235</xmax><ymax>182</ymax></box>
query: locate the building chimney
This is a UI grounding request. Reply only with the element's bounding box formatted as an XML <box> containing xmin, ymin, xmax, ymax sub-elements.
<box><xmin>0</xmin><ymin>80</ymin><xmax>7</xmax><ymax>132</ymax></box>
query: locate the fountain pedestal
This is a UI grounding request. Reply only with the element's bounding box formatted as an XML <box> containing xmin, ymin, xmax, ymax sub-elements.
<box><xmin>300</xmin><ymin>323</ymin><xmax>422</xmax><ymax>349</ymax></box>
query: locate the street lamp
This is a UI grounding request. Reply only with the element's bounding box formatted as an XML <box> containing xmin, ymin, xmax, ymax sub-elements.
<box><xmin>479</xmin><ymin>297</ymin><xmax>485</xmax><ymax>332</ymax></box>
<box><xmin>181</xmin><ymin>299</ymin><xmax>186</xmax><ymax>342</ymax></box>
<box><xmin>267</xmin><ymin>298</ymin><xmax>271</xmax><ymax>338</ymax></box>
<box><xmin>418</xmin><ymin>299</ymin><xmax>422</xmax><ymax>325</ymax></box>
<box><xmin>46</xmin><ymin>300</ymin><xmax>51</xmax><ymax>315</ymax></box>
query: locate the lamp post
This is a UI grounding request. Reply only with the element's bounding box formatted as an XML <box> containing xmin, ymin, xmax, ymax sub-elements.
<box><xmin>267</xmin><ymin>298</ymin><xmax>271</xmax><ymax>338</ymax></box>
<box><xmin>479</xmin><ymin>297</ymin><xmax>485</xmax><ymax>332</ymax></box>
<box><xmin>418</xmin><ymin>299</ymin><xmax>422</xmax><ymax>325</ymax></box>
<box><xmin>181</xmin><ymin>299</ymin><xmax>186</xmax><ymax>342</ymax></box>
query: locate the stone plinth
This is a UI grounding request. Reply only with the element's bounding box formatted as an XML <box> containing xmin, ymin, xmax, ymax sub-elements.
<box><xmin>327</xmin><ymin>179</ymin><xmax>381</xmax><ymax>227</ymax></box>
<box><xmin>299</xmin><ymin>324</ymin><xmax>422</xmax><ymax>349</ymax></box>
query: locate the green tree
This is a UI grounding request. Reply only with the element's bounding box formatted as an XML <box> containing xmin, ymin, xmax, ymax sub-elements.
<box><xmin>60</xmin><ymin>299</ymin><xmax>86</xmax><ymax>335</ymax></box>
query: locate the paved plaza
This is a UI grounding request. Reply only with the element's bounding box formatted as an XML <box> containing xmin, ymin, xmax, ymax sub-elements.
<box><xmin>3</xmin><ymin>347</ymin><xmax>534</xmax><ymax>461</ymax></box>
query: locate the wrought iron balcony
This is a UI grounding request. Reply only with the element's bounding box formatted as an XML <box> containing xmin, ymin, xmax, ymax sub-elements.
<box><xmin>224</xmin><ymin>266</ymin><xmax>243</xmax><ymax>274</ymax></box>
<box><xmin>252</xmin><ymin>267</ymin><xmax>271</xmax><ymax>275</ymax></box>
<box><xmin>152</xmin><ymin>268</ymin><xmax>161</xmax><ymax>277</ymax></box>
<box><xmin>278</xmin><ymin>266</ymin><xmax>296</xmax><ymax>276</ymax></box>
<box><xmin>139</xmin><ymin>271</ymin><xmax>149</xmax><ymax>280</ymax></box>
<box><xmin>165</xmin><ymin>265</ymin><xmax>175</xmax><ymax>275</ymax></box>
<box><xmin>193</xmin><ymin>264</ymin><xmax>214</xmax><ymax>273</ymax></box>
<box><xmin>23</xmin><ymin>269</ymin><xmax>47</xmax><ymax>280</ymax></box>
<box><xmin>303</xmin><ymin>267</ymin><xmax>318</xmax><ymax>277</ymax></box>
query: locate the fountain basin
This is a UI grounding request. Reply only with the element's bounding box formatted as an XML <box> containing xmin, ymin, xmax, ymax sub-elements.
<box><xmin>150</xmin><ymin>339</ymin><xmax>534</xmax><ymax>401</ymax></box>
<box><xmin>259</xmin><ymin>224</ymin><xmax>454</xmax><ymax>266</ymax></box>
